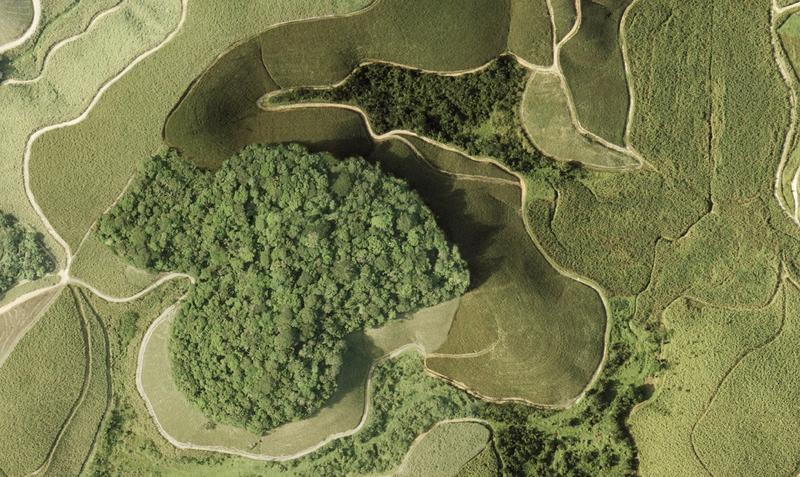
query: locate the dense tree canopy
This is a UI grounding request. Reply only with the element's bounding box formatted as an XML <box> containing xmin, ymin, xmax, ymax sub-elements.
<box><xmin>99</xmin><ymin>144</ymin><xmax>469</xmax><ymax>432</ymax></box>
<box><xmin>0</xmin><ymin>212</ymin><xmax>54</xmax><ymax>297</ymax></box>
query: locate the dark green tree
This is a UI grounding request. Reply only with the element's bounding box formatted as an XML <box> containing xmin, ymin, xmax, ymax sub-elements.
<box><xmin>0</xmin><ymin>212</ymin><xmax>54</xmax><ymax>297</ymax></box>
<box><xmin>99</xmin><ymin>143</ymin><xmax>469</xmax><ymax>432</ymax></box>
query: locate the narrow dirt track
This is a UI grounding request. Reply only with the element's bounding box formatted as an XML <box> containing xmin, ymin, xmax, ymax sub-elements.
<box><xmin>0</xmin><ymin>0</ymin><xmax>40</xmax><ymax>54</ymax></box>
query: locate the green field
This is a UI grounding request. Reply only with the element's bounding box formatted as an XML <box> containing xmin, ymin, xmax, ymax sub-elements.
<box><xmin>0</xmin><ymin>287</ymin><xmax>86</xmax><ymax>476</ymax></box>
<box><xmin>260</xmin><ymin>0</ymin><xmax>509</xmax><ymax>88</ymax></box>
<box><xmin>0</xmin><ymin>0</ymin><xmax>33</xmax><ymax>46</ymax></box>
<box><xmin>394</xmin><ymin>420</ymin><xmax>491</xmax><ymax>477</ymax></box>
<box><xmin>549</xmin><ymin>0</ymin><xmax>577</xmax><ymax>43</ymax></box>
<box><xmin>507</xmin><ymin>0</ymin><xmax>552</xmax><ymax>66</ymax></box>
<box><xmin>0</xmin><ymin>287</ymin><xmax>56</xmax><ymax>367</ymax></box>
<box><xmin>3</xmin><ymin>0</ymin><xmax>120</xmax><ymax>80</ymax></box>
<box><xmin>559</xmin><ymin>0</ymin><xmax>632</xmax><ymax>145</ymax></box>
<box><xmin>521</xmin><ymin>70</ymin><xmax>639</xmax><ymax>169</ymax></box>
<box><xmin>25</xmin><ymin>0</ymin><xmax>372</xmax><ymax>259</ymax></box>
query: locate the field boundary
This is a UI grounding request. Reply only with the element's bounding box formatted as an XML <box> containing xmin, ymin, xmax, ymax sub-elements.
<box><xmin>26</xmin><ymin>287</ymin><xmax>92</xmax><ymax>477</ymax></box>
<box><xmin>1</xmin><ymin>0</ymin><xmax>126</xmax><ymax>87</ymax></box>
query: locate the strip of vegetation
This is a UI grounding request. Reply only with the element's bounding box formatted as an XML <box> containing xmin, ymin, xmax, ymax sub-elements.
<box><xmin>98</xmin><ymin>143</ymin><xmax>469</xmax><ymax>433</ymax></box>
<box><xmin>271</xmin><ymin>56</ymin><xmax>583</xmax><ymax>179</ymax></box>
<box><xmin>0</xmin><ymin>211</ymin><xmax>54</xmax><ymax>298</ymax></box>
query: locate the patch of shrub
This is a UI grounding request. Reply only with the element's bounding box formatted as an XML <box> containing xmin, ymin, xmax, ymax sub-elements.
<box><xmin>0</xmin><ymin>212</ymin><xmax>54</xmax><ymax>297</ymax></box>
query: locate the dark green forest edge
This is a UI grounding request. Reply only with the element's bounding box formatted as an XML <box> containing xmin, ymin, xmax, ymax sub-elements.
<box><xmin>269</xmin><ymin>56</ymin><xmax>585</xmax><ymax>180</ymax></box>
<box><xmin>99</xmin><ymin>143</ymin><xmax>469</xmax><ymax>432</ymax></box>
<box><xmin>0</xmin><ymin>212</ymin><xmax>53</xmax><ymax>298</ymax></box>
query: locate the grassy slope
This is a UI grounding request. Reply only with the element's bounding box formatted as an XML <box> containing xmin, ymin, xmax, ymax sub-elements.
<box><xmin>0</xmin><ymin>0</ymin><xmax>33</xmax><ymax>45</ymax></box>
<box><xmin>27</xmin><ymin>0</ymin><xmax>372</xmax><ymax>262</ymax></box>
<box><xmin>260</xmin><ymin>0</ymin><xmax>510</xmax><ymax>88</ymax></box>
<box><xmin>507</xmin><ymin>0</ymin><xmax>552</xmax><ymax>66</ymax></box>
<box><xmin>28</xmin><ymin>0</ymin><xmax>183</xmax><ymax>249</ymax></box>
<box><xmin>455</xmin><ymin>443</ymin><xmax>500</xmax><ymax>477</ymax></box>
<box><xmin>4</xmin><ymin>0</ymin><xmax>120</xmax><ymax>80</ymax></box>
<box><xmin>777</xmin><ymin>14</ymin><xmax>800</xmax><ymax>208</ymax></box>
<box><xmin>521</xmin><ymin>70</ymin><xmax>639</xmax><ymax>169</ymax></box>
<box><xmin>0</xmin><ymin>287</ymin><xmax>85</xmax><ymax>477</ymax></box>
<box><xmin>693</xmin><ymin>280</ymin><xmax>800</xmax><ymax>476</ymax></box>
<box><xmin>70</xmin><ymin>230</ymin><xmax>157</xmax><ymax>298</ymax></box>
<box><xmin>629</xmin><ymin>288</ymin><xmax>784</xmax><ymax>476</ymax></box>
<box><xmin>395</xmin><ymin>421</ymin><xmax>490</xmax><ymax>477</ymax></box>
<box><xmin>0</xmin><ymin>286</ymin><xmax>56</xmax><ymax>366</ymax></box>
<box><xmin>549</xmin><ymin>0</ymin><xmax>577</xmax><ymax>42</ymax></box>
<box><xmin>559</xmin><ymin>0</ymin><xmax>631</xmax><ymax>145</ymax></box>
<box><xmin>41</xmin><ymin>289</ymin><xmax>110</xmax><ymax>476</ymax></box>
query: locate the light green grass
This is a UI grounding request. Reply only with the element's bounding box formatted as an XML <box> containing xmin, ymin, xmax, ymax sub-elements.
<box><xmin>522</xmin><ymin>71</ymin><xmax>638</xmax><ymax>169</ymax></box>
<box><xmin>455</xmin><ymin>442</ymin><xmax>500</xmax><ymax>477</ymax></box>
<box><xmin>559</xmin><ymin>0</ymin><xmax>631</xmax><ymax>145</ymax></box>
<box><xmin>394</xmin><ymin>421</ymin><xmax>490</xmax><ymax>477</ymax></box>
<box><xmin>260</xmin><ymin>0</ymin><xmax>509</xmax><ymax>88</ymax></box>
<box><xmin>4</xmin><ymin>0</ymin><xmax>120</xmax><ymax>80</ymax></box>
<box><xmin>0</xmin><ymin>287</ymin><xmax>85</xmax><ymax>477</ymax></box>
<box><xmin>549</xmin><ymin>0</ymin><xmax>577</xmax><ymax>42</ymax></box>
<box><xmin>0</xmin><ymin>286</ymin><xmax>56</xmax><ymax>367</ymax></box>
<box><xmin>0</xmin><ymin>0</ymin><xmax>33</xmax><ymax>45</ymax></box>
<box><xmin>40</xmin><ymin>289</ymin><xmax>110</xmax><ymax>477</ymax></box>
<box><xmin>629</xmin><ymin>284</ymin><xmax>785</xmax><ymax>476</ymax></box>
<box><xmin>507</xmin><ymin>0</ymin><xmax>552</xmax><ymax>66</ymax></box>
<box><xmin>691</xmin><ymin>280</ymin><xmax>800</xmax><ymax>476</ymax></box>
<box><xmin>28</xmin><ymin>0</ymin><xmax>183</xmax><ymax>249</ymax></box>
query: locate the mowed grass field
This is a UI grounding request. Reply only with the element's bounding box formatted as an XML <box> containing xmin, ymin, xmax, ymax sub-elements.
<box><xmin>0</xmin><ymin>0</ymin><xmax>33</xmax><ymax>45</ymax></box>
<box><xmin>0</xmin><ymin>287</ymin><xmax>86</xmax><ymax>476</ymax></box>
<box><xmin>521</xmin><ymin>71</ymin><xmax>639</xmax><ymax>169</ymax></box>
<box><xmin>0</xmin><ymin>286</ymin><xmax>56</xmax><ymax>367</ymax></box>
<box><xmin>549</xmin><ymin>0</ymin><xmax>577</xmax><ymax>42</ymax></box>
<box><xmin>691</xmin><ymin>280</ymin><xmax>800</xmax><ymax>476</ymax></box>
<box><xmin>3</xmin><ymin>0</ymin><xmax>120</xmax><ymax>80</ymax></box>
<box><xmin>629</xmin><ymin>286</ymin><xmax>785</xmax><ymax>476</ymax></box>
<box><xmin>394</xmin><ymin>421</ymin><xmax>491</xmax><ymax>477</ymax></box>
<box><xmin>40</xmin><ymin>288</ymin><xmax>111</xmax><ymax>477</ymax></box>
<box><xmin>260</xmin><ymin>0</ymin><xmax>509</xmax><ymax>88</ymax></box>
<box><xmin>559</xmin><ymin>0</ymin><xmax>632</xmax><ymax>145</ymax></box>
<box><xmin>70</xmin><ymin>230</ymin><xmax>158</xmax><ymax>298</ymax></box>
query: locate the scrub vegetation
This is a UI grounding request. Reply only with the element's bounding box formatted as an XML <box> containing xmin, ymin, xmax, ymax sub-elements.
<box><xmin>0</xmin><ymin>211</ymin><xmax>53</xmax><ymax>298</ymax></box>
<box><xmin>99</xmin><ymin>143</ymin><xmax>469</xmax><ymax>432</ymax></box>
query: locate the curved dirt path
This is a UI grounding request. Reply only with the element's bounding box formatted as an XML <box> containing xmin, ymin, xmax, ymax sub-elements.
<box><xmin>26</xmin><ymin>287</ymin><xmax>93</xmax><ymax>477</ymax></box>
<box><xmin>260</xmin><ymin>101</ymin><xmax>613</xmax><ymax>410</ymax></box>
<box><xmin>771</xmin><ymin>0</ymin><xmax>800</xmax><ymax>225</ymax></box>
<box><xmin>137</xmin><ymin>300</ymin><xmax>499</xmax><ymax>462</ymax></box>
<box><xmin>526</xmin><ymin>0</ymin><xmax>653</xmax><ymax>171</ymax></box>
<box><xmin>2</xmin><ymin>0</ymin><xmax>125</xmax><ymax>87</ymax></box>
<box><xmin>688</xmin><ymin>270</ymin><xmax>793</xmax><ymax>476</ymax></box>
<box><xmin>0</xmin><ymin>0</ymin><xmax>40</xmax><ymax>53</ymax></box>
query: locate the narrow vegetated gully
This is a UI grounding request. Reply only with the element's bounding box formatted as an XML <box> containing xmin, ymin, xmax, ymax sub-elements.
<box><xmin>8</xmin><ymin>0</ymin><xmax>800</xmax><ymax>475</ymax></box>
